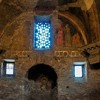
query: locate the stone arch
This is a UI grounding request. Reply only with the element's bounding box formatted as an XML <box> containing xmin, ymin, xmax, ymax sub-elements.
<box><xmin>27</xmin><ymin>63</ymin><xmax>58</xmax><ymax>89</ymax></box>
<box><xmin>0</xmin><ymin>11</ymin><xmax>88</xmax><ymax>49</ymax></box>
<box><xmin>58</xmin><ymin>11</ymin><xmax>88</xmax><ymax>45</ymax></box>
<box><xmin>24</xmin><ymin>63</ymin><xmax>58</xmax><ymax>100</ymax></box>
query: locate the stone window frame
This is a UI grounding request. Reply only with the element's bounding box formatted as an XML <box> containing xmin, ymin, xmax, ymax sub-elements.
<box><xmin>73</xmin><ymin>62</ymin><xmax>87</xmax><ymax>83</ymax></box>
<box><xmin>74</xmin><ymin>65</ymin><xmax>84</xmax><ymax>78</ymax></box>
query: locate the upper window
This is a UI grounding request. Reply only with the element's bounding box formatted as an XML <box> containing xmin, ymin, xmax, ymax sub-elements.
<box><xmin>34</xmin><ymin>16</ymin><xmax>52</xmax><ymax>50</ymax></box>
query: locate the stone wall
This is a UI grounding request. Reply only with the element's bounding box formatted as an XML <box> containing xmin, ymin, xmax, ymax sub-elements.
<box><xmin>0</xmin><ymin>1</ymin><xmax>100</xmax><ymax>100</ymax></box>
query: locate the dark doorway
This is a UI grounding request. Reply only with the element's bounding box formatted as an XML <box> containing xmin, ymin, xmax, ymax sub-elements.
<box><xmin>28</xmin><ymin>63</ymin><xmax>57</xmax><ymax>89</ymax></box>
<box><xmin>25</xmin><ymin>63</ymin><xmax>58</xmax><ymax>100</ymax></box>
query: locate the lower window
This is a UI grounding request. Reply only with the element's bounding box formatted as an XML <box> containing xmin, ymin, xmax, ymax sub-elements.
<box><xmin>73</xmin><ymin>62</ymin><xmax>87</xmax><ymax>82</ymax></box>
<box><xmin>74</xmin><ymin>65</ymin><xmax>83</xmax><ymax>78</ymax></box>
<box><xmin>1</xmin><ymin>59</ymin><xmax>15</xmax><ymax>78</ymax></box>
<box><xmin>6</xmin><ymin>63</ymin><xmax>14</xmax><ymax>75</ymax></box>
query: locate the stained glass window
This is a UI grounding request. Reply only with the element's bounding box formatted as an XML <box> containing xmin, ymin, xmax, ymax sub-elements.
<box><xmin>34</xmin><ymin>16</ymin><xmax>52</xmax><ymax>50</ymax></box>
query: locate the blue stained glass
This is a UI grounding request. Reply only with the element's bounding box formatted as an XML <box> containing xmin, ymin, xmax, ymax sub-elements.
<box><xmin>34</xmin><ymin>16</ymin><xmax>52</xmax><ymax>50</ymax></box>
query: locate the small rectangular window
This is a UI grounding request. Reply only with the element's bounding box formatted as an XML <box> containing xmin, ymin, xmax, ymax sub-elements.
<box><xmin>6</xmin><ymin>63</ymin><xmax>14</xmax><ymax>75</ymax></box>
<box><xmin>74</xmin><ymin>65</ymin><xmax>83</xmax><ymax>77</ymax></box>
<box><xmin>73</xmin><ymin>62</ymin><xmax>87</xmax><ymax>82</ymax></box>
<box><xmin>1</xmin><ymin>59</ymin><xmax>15</xmax><ymax>78</ymax></box>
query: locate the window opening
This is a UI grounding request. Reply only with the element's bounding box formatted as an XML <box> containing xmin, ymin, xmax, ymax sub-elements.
<box><xmin>34</xmin><ymin>16</ymin><xmax>52</xmax><ymax>50</ymax></box>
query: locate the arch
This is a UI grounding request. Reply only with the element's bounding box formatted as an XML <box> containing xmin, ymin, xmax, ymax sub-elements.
<box><xmin>58</xmin><ymin>11</ymin><xmax>88</xmax><ymax>45</ymax></box>
<box><xmin>0</xmin><ymin>11</ymin><xmax>88</xmax><ymax>49</ymax></box>
<box><xmin>27</xmin><ymin>63</ymin><xmax>58</xmax><ymax>89</ymax></box>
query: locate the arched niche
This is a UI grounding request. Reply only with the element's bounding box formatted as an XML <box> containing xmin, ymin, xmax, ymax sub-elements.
<box><xmin>24</xmin><ymin>63</ymin><xmax>58</xmax><ymax>100</ymax></box>
<box><xmin>27</xmin><ymin>63</ymin><xmax>58</xmax><ymax>89</ymax></box>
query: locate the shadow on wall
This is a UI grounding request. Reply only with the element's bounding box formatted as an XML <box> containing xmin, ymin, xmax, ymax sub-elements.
<box><xmin>90</xmin><ymin>63</ymin><xmax>100</xmax><ymax>70</ymax></box>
